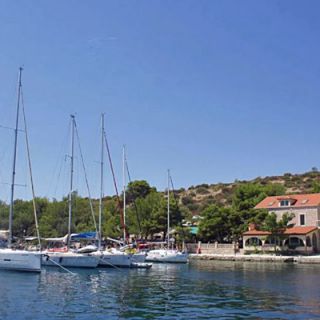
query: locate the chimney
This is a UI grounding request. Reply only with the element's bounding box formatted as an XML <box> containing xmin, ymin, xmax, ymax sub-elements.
<box><xmin>248</xmin><ymin>223</ymin><xmax>256</xmax><ymax>231</ymax></box>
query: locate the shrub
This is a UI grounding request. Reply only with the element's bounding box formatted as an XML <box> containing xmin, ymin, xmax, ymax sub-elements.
<box><xmin>186</xmin><ymin>203</ymin><xmax>200</xmax><ymax>212</ymax></box>
<box><xmin>196</xmin><ymin>183</ymin><xmax>209</xmax><ymax>189</ymax></box>
<box><xmin>196</xmin><ymin>187</ymin><xmax>210</xmax><ymax>195</ymax></box>
<box><xmin>181</xmin><ymin>196</ymin><xmax>193</xmax><ymax>206</ymax></box>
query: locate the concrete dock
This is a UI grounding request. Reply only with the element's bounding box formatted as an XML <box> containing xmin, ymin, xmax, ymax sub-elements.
<box><xmin>189</xmin><ymin>253</ymin><xmax>320</xmax><ymax>264</ymax></box>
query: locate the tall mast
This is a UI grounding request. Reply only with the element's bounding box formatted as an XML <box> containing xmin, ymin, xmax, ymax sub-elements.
<box><xmin>8</xmin><ymin>67</ymin><xmax>23</xmax><ymax>248</ymax></box>
<box><xmin>67</xmin><ymin>115</ymin><xmax>75</xmax><ymax>249</ymax></box>
<box><xmin>21</xmin><ymin>86</ymin><xmax>41</xmax><ymax>249</ymax></box>
<box><xmin>167</xmin><ymin>169</ymin><xmax>170</xmax><ymax>248</ymax></box>
<box><xmin>123</xmin><ymin>145</ymin><xmax>126</xmax><ymax>242</ymax></box>
<box><xmin>98</xmin><ymin>113</ymin><xmax>104</xmax><ymax>250</ymax></box>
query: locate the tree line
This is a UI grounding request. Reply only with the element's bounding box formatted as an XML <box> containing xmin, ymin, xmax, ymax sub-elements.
<box><xmin>0</xmin><ymin>179</ymin><xmax>297</xmax><ymax>243</ymax></box>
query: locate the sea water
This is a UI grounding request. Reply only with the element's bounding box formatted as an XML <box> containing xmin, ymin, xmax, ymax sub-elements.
<box><xmin>0</xmin><ymin>261</ymin><xmax>319</xmax><ymax>319</ymax></box>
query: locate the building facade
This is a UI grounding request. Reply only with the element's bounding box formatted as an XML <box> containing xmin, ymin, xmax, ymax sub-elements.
<box><xmin>243</xmin><ymin>193</ymin><xmax>320</xmax><ymax>254</ymax></box>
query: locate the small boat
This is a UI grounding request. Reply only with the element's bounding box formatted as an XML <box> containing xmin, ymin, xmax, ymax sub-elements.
<box><xmin>130</xmin><ymin>262</ymin><xmax>152</xmax><ymax>269</ymax></box>
<box><xmin>76</xmin><ymin>244</ymin><xmax>98</xmax><ymax>254</ymax></box>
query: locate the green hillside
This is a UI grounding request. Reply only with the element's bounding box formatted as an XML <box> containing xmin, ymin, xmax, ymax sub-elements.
<box><xmin>177</xmin><ymin>170</ymin><xmax>320</xmax><ymax>219</ymax></box>
<box><xmin>1</xmin><ymin>170</ymin><xmax>320</xmax><ymax>243</ymax></box>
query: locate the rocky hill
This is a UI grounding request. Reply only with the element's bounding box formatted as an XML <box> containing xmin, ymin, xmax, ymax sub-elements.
<box><xmin>174</xmin><ymin>170</ymin><xmax>320</xmax><ymax>219</ymax></box>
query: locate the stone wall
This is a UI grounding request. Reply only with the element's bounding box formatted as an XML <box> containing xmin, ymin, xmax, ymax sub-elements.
<box><xmin>270</xmin><ymin>207</ymin><xmax>319</xmax><ymax>227</ymax></box>
<box><xmin>186</xmin><ymin>242</ymin><xmax>238</xmax><ymax>254</ymax></box>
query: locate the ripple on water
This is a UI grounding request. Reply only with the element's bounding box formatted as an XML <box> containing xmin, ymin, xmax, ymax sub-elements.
<box><xmin>0</xmin><ymin>262</ymin><xmax>320</xmax><ymax>319</ymax></box>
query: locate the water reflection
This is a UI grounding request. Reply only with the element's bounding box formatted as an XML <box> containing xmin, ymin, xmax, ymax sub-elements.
<box><xmin>0</xmin><ymin>271</ymin><xmax>41</xmax><ymax>320</ymax></box>
<box><xmin>0</xmin><ymin>262</ymin><xmax>320</xmax><ymax>319</ymax></box>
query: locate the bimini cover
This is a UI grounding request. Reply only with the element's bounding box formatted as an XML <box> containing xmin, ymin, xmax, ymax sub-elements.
<box><xmin>70</xmin><ymin>232</ymin><xmax>97</xmax><ymax>240</ymax></box>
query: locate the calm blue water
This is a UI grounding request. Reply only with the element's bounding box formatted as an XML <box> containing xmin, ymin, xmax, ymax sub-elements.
<box><xmin>1</xmin><ymin>261</ymin><xmax>320</xmax><ymax>319</ymax></box>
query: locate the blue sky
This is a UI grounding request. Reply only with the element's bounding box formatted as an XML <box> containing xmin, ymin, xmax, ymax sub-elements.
<box><xmin>1</xmin><ymin>0</ymin><xmax>320</xmax><ymax>201</ymax></box>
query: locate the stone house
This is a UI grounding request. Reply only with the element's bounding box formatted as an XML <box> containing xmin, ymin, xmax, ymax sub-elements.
<box><xmin>243</xmin><ymin>193</ymin><xmax>320</xmax><ymax>254</ymax></box>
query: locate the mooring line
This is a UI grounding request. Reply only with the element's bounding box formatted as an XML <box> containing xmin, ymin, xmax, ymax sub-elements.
<box><xmin>44</xmin><ymin>255</ymin><xmax>76</xmax><ymax>275</ymax></box>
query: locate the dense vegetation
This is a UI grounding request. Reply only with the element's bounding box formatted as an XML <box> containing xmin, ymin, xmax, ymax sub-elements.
<box><xmin>1</xmin><ymin>170</ymin><xmax>320</xmax><ymax>243</ymax></box>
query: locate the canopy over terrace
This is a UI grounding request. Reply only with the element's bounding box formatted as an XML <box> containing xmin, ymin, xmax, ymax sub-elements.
<box><xmin>243</xmin><ymin>226</ymin><xmax>319</xmax><ymax>254</ymax></box>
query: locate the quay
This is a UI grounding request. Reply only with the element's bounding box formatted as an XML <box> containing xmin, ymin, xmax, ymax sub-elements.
<box><xmin>189</xmin><ymin>253</ymin><xmax>320</xmax><ymax>264</ymax></box>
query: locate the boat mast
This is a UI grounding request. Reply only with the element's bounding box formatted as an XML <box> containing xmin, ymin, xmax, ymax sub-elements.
<box><xmin>8</xmin><ymin>67</ymin><xmax>23</xmax><ymax>248</ymax></box>
<box><xmin>21</xmin><ymin>86</ymin><xmax>41</xmax><ymax>249</ymax></box>
<box><xmin>67</xmin><ymin>115</ymin><xmax>75</xmax><ymax>249</ymax></box>
<box><xmin>103</xmin><ymin>128</ymin><xmax>127</xmax><ymax>240</ymax></box>
<box><xmin>123</xmin><ymin>145</ymin><xmax>126</xmax><ymax>242</ymax></box>
<box><xmin>167</xmin><ymin>169</ymin><xmax>170</xmax><ymax>248</ymax></box>
<box><xmin>98</xmin><ymin>113</ymin><xmax>104</xmax><ymax>250</ymax></box>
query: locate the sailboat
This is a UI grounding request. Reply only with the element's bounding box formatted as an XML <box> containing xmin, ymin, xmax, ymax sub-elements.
<box><xmin>0</xmin><ymin>68</ymin><xmax>41</xmax><ymax>272</ymax></box>
<box><xmin>121</xmin><ymin>146</ymin><xmax>146</xmax><ymax>264</ymax></box>
<box><xmin>94</xmin><ymin>114</ymin><xmax>133</xmax><ymax>267</ymax></box>
<box><xmin>146</xmin><ymin>170</ymin><xmax>188</xmax><ymax>263</ymax></box>
<box><xmin>42</xmin><ymin>115</ymin><xmax>99</xmax><ymax>268</ymax></box>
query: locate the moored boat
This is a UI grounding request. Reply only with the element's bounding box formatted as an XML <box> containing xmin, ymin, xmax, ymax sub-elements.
<box><xmin>130</xmin><ymin>261</ymin><xmax>152</xmax><ymax>269</ymax></box>
<box><xmin>131</xmin><ymin>251</ymin><xmax>147</xmax><ymax>263</ymax></box>
<box><xmin>0</xmin><ymin>68</ymin><xmax>42</xmax><ymax>273</ymax></box>
<box><xmin>93</xmin><ymin>115</ymin><xmax>135</xmax><ymax>268</ymax></box>
<box><xmin>42</xmin><ymin>251</ymin><xmax>99</xmax><ymax>268</ymax></box>
<box><xmin>145</xmin><ymin>170</ymin><xmax>188</xmax><ymax>264</ymax></box>
<box><xmin>0</xmin><ymin>248</ymin><xmax>41</xmax><ymax>272</ymax></box>
<box><xmin>94</xmin><ymin>248</ymin><xmax>132</xmax><ymax>267</ymax></box>
<box><xmin>42</xmin><ymin>116</ymin><xmax>100</xmax><ymax>269</ymax></box>
<box><xmin>146</xmin><ymin>249</ymin><xmax>188</xmax><ymax>263</ymax></box>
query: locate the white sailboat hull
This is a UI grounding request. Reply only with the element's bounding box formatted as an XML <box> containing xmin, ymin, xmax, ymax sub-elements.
<box><xmin>131</xmin><ymin>252</ymin><xmax>147</xmax><ymax>263</ymax></box>
<box><xmin>95</xmin><ymin>250</ymin><xmax>132</xmax><ymax>267</ymax></box>
<box><xmin>0</xmin><ymin>249</ymin><xmax>41</xmax><ymax>272</ymax></box>
<box><xmin>42</xmin><ymin>251</ymin><xmax>99</xmax><ymax>268</ymax></box>
<box><xmin>146</xmin><ymin>249</ymin><xmax>188</xmax><ymax>263</ymax></box>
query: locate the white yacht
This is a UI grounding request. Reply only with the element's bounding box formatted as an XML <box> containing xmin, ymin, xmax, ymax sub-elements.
<box><xmin>42</xmin><ymin>250</ymin><xmax>99</xmax><ymax>268</ymax></box>
<box><xmin>0</xmin><ymin>68</ymin><xmax>42</xmax><ymax>272</ymax></box>
<box><xmin>42</xmin><ymin>116</ymin><xmax>99</xmax><ymax>269</ymax></box>
<box><xmin>146</xmin><ymin>249</ymin><xmax>188</xmax><ymax>263</ymax></box>
<box><xmin>145</xmin><ymin>170</ymin><xmax>188</xmax><ymax>264</ymax></box>
<box><xmin>95</xmin><ymin>248</ymin><xmax>132</xmax><ymax>267</ymax></box>
<box><xmin>93</xmin><ymin>115</ymin><xmax>134</xmax><ymax>268</ymax></box>
<box><xmin>0</xmin><ymin>248</ymin><xmax>41</xmax><ymax>272</ymax></box>
<box><xmin>131</xmin><ymin>251</ymin><xmax>147</xmax><ymax>263</ymax></box>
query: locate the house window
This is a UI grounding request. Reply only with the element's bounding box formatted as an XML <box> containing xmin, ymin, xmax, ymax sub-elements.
<box><xmin>300</xmin><ymin>214</ymin><xmax>305</xmax><ymax>226</ymax></box>
<box><xmin>280</xmin><ymin>200</ymin><xmax>290</xmax><ymax>207</ymax></box>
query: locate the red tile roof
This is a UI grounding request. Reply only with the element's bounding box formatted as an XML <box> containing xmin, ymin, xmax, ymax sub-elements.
<box><xmin>283</xmin><ymin>226</ymin><xmax>318</xmax><ymax>235</ymax></box>
<box><xmin>243</xmin><ymin>226</ymin><xmax>317</xmax><ymax>236</ymax></box>
<box><xmin>255</xmin><ymin>193</ymin><xmax>320</xmax><ymax>209</ymax></box>
<box><xmin>243</xmin><ymin>230</ymin><xmax>271</xmax><ymax>236</ymax></box>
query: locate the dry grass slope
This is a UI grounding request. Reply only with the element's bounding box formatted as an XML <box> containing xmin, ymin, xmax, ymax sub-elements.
<box><xmin>175</xmin><ymin>171</ymin><xmax>320</xmax><ymax>220</ymax></box>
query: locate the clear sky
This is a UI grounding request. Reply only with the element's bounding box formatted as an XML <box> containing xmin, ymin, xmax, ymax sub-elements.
<box><xmin>0</xmin><ymin>0</ymin><xmax>320</xmax><ymax>201</ymax></box>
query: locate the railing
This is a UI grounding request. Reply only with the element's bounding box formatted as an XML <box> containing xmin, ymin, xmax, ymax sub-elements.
<box><xmin>185</xmin><ymin>242</ymin><xmax>238</xmax><ymax>254</ymax></box>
